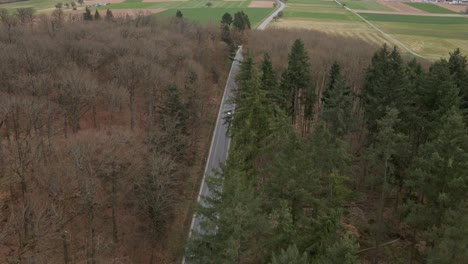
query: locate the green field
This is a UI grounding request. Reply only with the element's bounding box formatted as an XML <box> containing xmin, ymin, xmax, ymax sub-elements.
<box><xmin>274</xmin><ymin>0</ymin><xmax>468</xmax><ymax>59</ymax></box>
<box><xmin>93</xmin><ymin>0</ymin><xmax>273</xmax><ymax>26</ymax></box>
<box><xmin>359</xmin><ymin>12</ymin><xmax>468</xmax><ymax>58</ymax></box>
<box><xmin>283</xmin><ymin>11</ymin><xmax>358</xmax><ymax>21</ymax></box>
<box><xmin>341</xmin><ymin>0</ymin><xmax>392</xmax><ymax>11</ymax></box>
<box><xmin>0</xmin><ymin>0</ymin><xmax>58</xmax><ymax>12</ymax></box>
<box><xmin>99</xmin><ymin>0</ymin><xmax>253</xmax><ymax>9</ymax></box>
<box><xmin>0</xmin><ymin>0</ymin><xmax>275</xmax><ymax>26</ymax></box>
<box><xmin>158</xmin><ymin>7</ymin><xmax>274</xmax><ymax>26</ymax></box>
<box><xmin>360</xmin><ymin>13</ymin><xmax>468</xmax><ymax>24</ymax></box>
<box><xmin>405</xmin><ymin>2</ymin><xmax>457</xmax><ymax>14</ymax></box>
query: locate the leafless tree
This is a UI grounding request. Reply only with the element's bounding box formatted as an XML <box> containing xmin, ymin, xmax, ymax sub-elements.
<box><xmin>58</xmin><ymin>69</ymin><xmax>97</xmax><ymax>134</ymax></box>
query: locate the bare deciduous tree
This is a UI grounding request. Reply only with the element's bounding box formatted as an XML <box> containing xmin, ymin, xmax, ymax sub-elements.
<box><xmin>58</xmin><ymin>69</ymin><xmax>97</xmax><ymax>134</ymax></box>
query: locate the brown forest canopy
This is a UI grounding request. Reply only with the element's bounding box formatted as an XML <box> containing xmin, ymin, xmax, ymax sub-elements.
<box><xmin>0</xmin><ymin>15</ymin><xmax>230</xmax><ymax>263</ymax></box>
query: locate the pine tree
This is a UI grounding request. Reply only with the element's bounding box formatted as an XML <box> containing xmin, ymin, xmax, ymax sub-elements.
<box><xmin>231</xmin><ymin>55</ymin><xmax>277</xmax><ymax>165</ymax></box>
<box><xmin>419</xmin><ymin>60</ymin><xmax>460</xmax><ymax>139</ymax></box>
<box><xmin>83</xmin><ymin>6</ymin><xmax>93</xmax><ymax>21</ymax></box>
<box><xmin>176</xmin><ymin>9</ymin><xmax>183</xmax><ymax>18</ymax></box>
<box><xmin>94</xmin><ymin>10</ymin><xmax>101</xmax><ymax>20</ymax></box>
<box><xmin>271</xmin><ymin>245</ymin><xmax>309</xmax><ymax>264</ymax></box>
<box><xmin>260</xmin><ymin>53</ymin><xmax>281</xmax><ymax>105</ymax></box>
<box><xmin>158</xmin><ymin>84</ymin><xmax>188</xmax><ymax>159</ymax></box>
<box><xmin>221</xmin><ymin>12</ymin><xmax>233</xmax><ymax>25</ymax></box>
<box><xmin>447</xmin><ymin>48</ymin><xmax>468</xmax><ymax>114</ymax></box>
<box><xmin>187</xmin><ymin>158</ymin><xmax>267</xmax><ymax>263</ymax></box>
<box><xmin>405</xmin><ymin>108</ymin><xmax>468</xmax><ymax>230</ymax></box>
<box><xmin>322</xmin><ymin>63</ymin><xmax>353</xmax><ymax>138</ymax></box>
<box><xmin>105</xmin><ymin>9</ymin><xmax>113</xmax><ymax>21</ymax></box>
<box><xmin>366</xmin><ymin>108</ymin><xmax>407</xmax><ymax>264</ymax></box>
<box><xmin>221</xmin><ymin>24</ymin><xmax>234</xmax><ymax>50</ymax></box>
<box><xmin>325</xmin><ymin>62</ymin><xmax>341</xmax><ymax>92</ymax></box>
<box><xmin>233</xmin><ymin>11</ymin><xmax>251</xmax><ymax>31</ymax></box>
<box><xmin>280</xmin><ymin>39</ymin><xmax>313</xmax><ymax>125</ymax></box>
<box><xmin>362</xmin><ymin>45</ymin><xmax>409</xmax><ymax>140</ymax></box>
<box><xmin>427</xmin><ymin>203</ymin><xmax>468</xmax><ymax>264</ymax></box>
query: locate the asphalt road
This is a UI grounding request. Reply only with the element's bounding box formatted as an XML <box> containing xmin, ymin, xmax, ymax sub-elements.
<box><xmin>183</xmin><ymin>2</ymin><xmax>285</xmax><ymax>262</ymax></box>
<box><xmin>257</xmin><ymin>0</ymin><xmax>286</xmax><ymax>31</ymax></box>
<box><xmin>188</xmin><ymin>48</ymin><xmax>243</xmax><ymax>236</ymax></box>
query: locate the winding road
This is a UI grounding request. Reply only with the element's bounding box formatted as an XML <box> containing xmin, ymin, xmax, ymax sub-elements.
<box><xmin>182</xmin><ymin>1</ymin><xmax>286</xmax><ymax>263</ymax></box>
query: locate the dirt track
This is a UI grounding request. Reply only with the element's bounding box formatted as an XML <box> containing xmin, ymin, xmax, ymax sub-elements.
<box><xmin>354</xmin><ymin>9</ymin><xmax>465</xmax><ymax>17</ymax></box>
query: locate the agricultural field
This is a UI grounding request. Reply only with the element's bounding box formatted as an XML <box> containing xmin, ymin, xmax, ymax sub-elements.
<box><xmin>0</xmin><ymin>0</ymin><xmax>276</xmax><ymax>26</ymax></box>
<box><xmin>341</xmin><ymin>0</ymin><xmax>392</xmax><ymax>11</ymax></box>
<box><xmin>271</xmin><ymin>0</ymin><xmax>390</xmax><ymax>48</ymax></box>
<box><xmin>157</xmin><ymin>7</ymin><xmax>275</xmax><ymax>25</ymax></box>
<box><xmin>405</xmin><ymin>2</ymin><xmax>457</xmax><ymax>14</ymax></box>
<box><xmin>94</xmin><ymin>0</ymin><xmax>276</xmax><ymax>26</ymax></box>
<box><xmin>272</xmin><ymin>0</ymin><xmax>468</xmax><ymax>59</ymax></box>
<box><xmin>0</xmin><ymin>0</ymin><xmax>60</xmax><ymax>12</ymax></box>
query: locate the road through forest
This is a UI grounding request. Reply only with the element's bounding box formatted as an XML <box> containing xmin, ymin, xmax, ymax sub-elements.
<box><xmin>183</xmin><ymin>1</ymin><xmax>286</xmax><ymax>262</ymax></box>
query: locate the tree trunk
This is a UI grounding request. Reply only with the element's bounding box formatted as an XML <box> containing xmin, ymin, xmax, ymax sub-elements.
<box><xmin>5</xmin><ymin>115</ymin><xmax>11</xmax><ymax>145</ymax></box>
<box><xmin>129</xmin><ymin>88</ymin><xmax>135</xmax><ymax>130</ymax></box>
<box><xmin>64</xmin><ymin>116</ymin><xmax>68</xmax><ymax>139</ymax></box>
<box><xmin>47</xmin><ymin>101</ymin><xmax>53</xmax><ymax>148</ymax></box>
<box><xmin>88</xmin><ymin>204</ymin><xmax>96</xmax><ymax>264</ymax></box>
<box><xmin>112</xmin><ymin>175</ymin><xmax>118</xmax><ymax>244</ymax></box>
<box><xmin>71</xmin><ymin>112</ymin><xmax>79</xmax><ymax>134</ymax></box>
<box><xmin>62</xmin><ymin>231</ymin><xmax>70</xmax><ymax>264</ymax></box>
<box><xmin>373</xmin><ymin>158</ymin><xmax>388</xmax><ymax>264</ymax></box>
<box><xmin>92</xmin><ymin>105</ymin><xmax>97</xmax><ymax>129</ymax></box>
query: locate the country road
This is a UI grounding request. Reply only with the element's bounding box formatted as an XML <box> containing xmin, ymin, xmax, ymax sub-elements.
<box><xmin>183</xmin><ymin>1</ymin><xmax>286</xmax><ymax>263</ymax></box>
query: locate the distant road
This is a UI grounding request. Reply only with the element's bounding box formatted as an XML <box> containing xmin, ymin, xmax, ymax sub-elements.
<box><xmin>257</xmin><ymin>0</ymin><xmax>286</xmax><ymax>30</ymax></box>
<box><xmin>183</xmin><ymin>1</ymin><xmax>285</xmax><ymax>263</ymax></box>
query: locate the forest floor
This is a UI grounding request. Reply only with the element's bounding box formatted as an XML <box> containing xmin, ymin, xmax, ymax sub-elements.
<box><xmin>271</xmin><ymin>0</ymin><xmax>468</xmax><ymax>59</ymax></box>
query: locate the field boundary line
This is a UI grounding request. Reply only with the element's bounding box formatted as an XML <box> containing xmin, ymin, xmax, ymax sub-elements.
<box><xmin>334</xmin><ymin>0</ymin><xmax>427</xmax><ymax>59</ymax></box>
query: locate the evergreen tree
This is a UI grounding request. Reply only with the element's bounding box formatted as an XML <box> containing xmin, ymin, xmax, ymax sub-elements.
<box><xmin>427</xmin><ymin>203</ymin><xmax>468</xmax><ymax>264</ymax></box>
<box><xmin>405</xmin><ymin>107</ymin><xmax>468</xmax><ymax>262</ymax></box>
<box><xmin>233</xmin><ymin>11</ymin><xmax>251</xmax><ymax>31</ymax></box>
<box><xmin>271</xmin><ymin>245</ymin><xmax>309</xmax><ymax>264</ymax></box>
<box><xmin>187</xmin><ymin>158</ymin><xmax>267</xmax><ymax>263</ymax></box>
<box><xmin>158</xmin><ymin>84</ymin><xmax>188</xmax><ymax>159</ymax></box>
<box><xmin>221</xmin><ymin>24</ymin><xmax>234</xmax><ymax>50</ymax></box>
<box><xmin>405</xmin><ymin>108</ymin><xmax>468</xmax><ymax>228</ymax></box>
<box><xmin>83</xmin><ymin>6</ymin><xmax>93</xmax><ymax>21</ymax></box>
<box><xmin>362</xmin><ymin>45</ymin><xmax>409</xmax><ymax>140</ymax></box>
<box><xmin>447</xmin><ymin>48</ymin><xmax>468</xmax><ymax>113</ymax></box>
<box><xmin>105</xmin><ymin>9</ymin><xmax>113</xmax><ymax>21</ymax></box>
<box><xmin>94</xmin><ymin>10</ymin><xmax>101</xmax><ymax>20</ymax></box>
<box><xmin>231</xmin><ymin>55</ymin><xmax>277</xmax><ymax>165</ymax></box>
<box><xmin>221</xmin><ymin>12</ymin><xmax>233</xmax><ymax>25</ymax></box>
<box><xmin>419</xmin><ymin>60</ymin><xmax>460</xmax><ymax>139</ymax></box>
<box><xmin>366</xmin><ymin>108</ymin><xmax>407</xmax><ymax>263</ymax></box>
<box><xmin>322</xmin><ymin>63</ymin><xmax>353</xmax><ymax>138</ymax></box>
<box><xmin>315</xmin><ymin>235</ymin><xmax>359</xmax><ymax>264</ymax></box>
<box><xmin>325</xmin><ymin>62</ymin><xmax>341</xmax><ymax>92</ymax></box>
<box><xmin>280</xmin><ymin>39</ymin><xmax>313</xmax><ymax>125</ymax></box>
<box><xmin>260</xmin><ymin>53</ymin><xmax>281</xmax><ymax>106</ymax></box>
<box><xmin>176</xmin><ymin>9</ymin><xmax>183</xmax><ymax>18</ymax></box>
